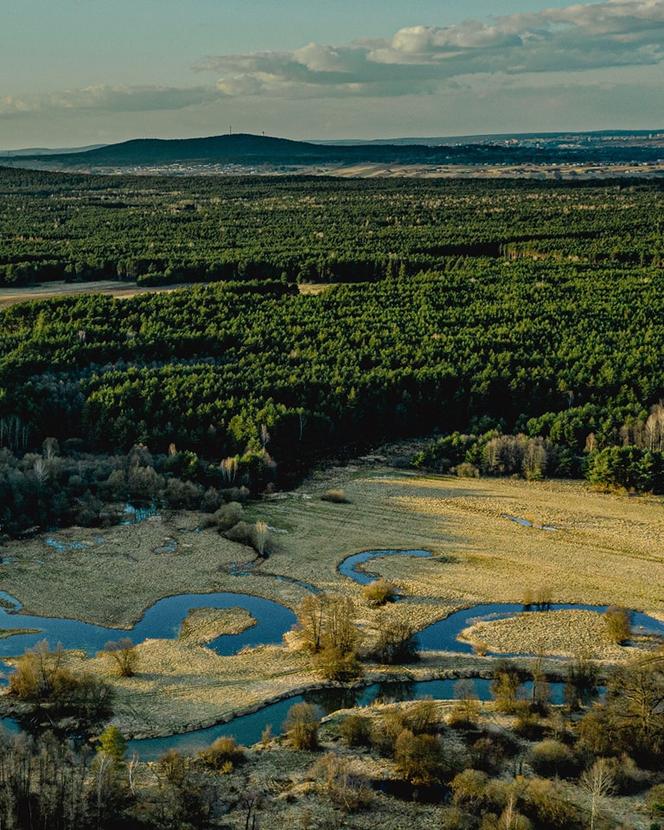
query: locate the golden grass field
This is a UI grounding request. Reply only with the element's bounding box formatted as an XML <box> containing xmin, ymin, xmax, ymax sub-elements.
<box><xmin>459</xmin><ymin>609</ymin><xmax>651</xmax><ymax>660</ymax></box>
<box><xmin>254</xmin><ymin>468</ymin><xmax>664</xmax><ymax>617</ymax></box>
<box><xmin>0</xmin><ymin>467</ymin><xmax>662</xmax><ymax>737</ymax></box>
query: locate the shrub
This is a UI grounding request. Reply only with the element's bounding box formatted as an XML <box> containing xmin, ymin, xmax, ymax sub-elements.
<box><xmin>495</xmin><ymin>804</ymin><xmax>532</xmax><ymax>830</ymax></box>
<box><xmin>577</xmin><ymin>705</ymin><xmax>621</xmax><ymax>756</ymax></box>
<box><xmin>469</xmin><ymin>736</ymin><xmax>507</xmax><ymax>775</ymax></box>
<box><xmin>491</xmin><ymin>663</ymin><xmax>524</xmax><ymax>714</ymax></box>
<box><xmin>455</xmin><ymin>462</ymin><xmax>480</xmax><ymax>478</ymax></box>
<box><xmin>314</xmin><ymin>754</ymin><xmax>373</xmax><ymax>812</ymax></box>
<box><xmin>223</xmin><ymin>519</ymin><xmax>271</xmax><ymax>556</ymax></box>
<box><xmin>441</xmin><ymin>806</ymin><xmax>477</xmax><ymax>830</ymax></box>
<box><xmin>223</xmin><ymin>520</ymin><xmax>256</xmax><ymax>547</ymax></box>
<box><xmin>339</xmin><ymin>714</ymin><xmax>372</xmax><ymax>747</ymax></box>
<box><xmin>101</xmin><ymin>638</ymin><xmax>139</xmax><ymax>677</ymax></box>
<box><xmin>394</xmin><ymin>729</ymin><xmax>448</xmax><ymax>786</ymax></box>
<box><xmin>296</xmin><ymin>594</ymin><xmax>326</xmax><ymax>653</ymax></box>
<box><xmin>522</xmin><ymin>778</ymin><xmax>584</xmax><ymax>829</ymax></box>
<box><xmin>59</xmin><ymin>672</ymin><xmax>115</xmax><ymax>727</ymax></box>
<box><xmin>212</xmin><ymin>501</ymin><xmax>243</xmax><ymax>530</ymax></box>
<box><xmin>647</xmin><ymin>784</ymin><xmax>664</xmax><ymax>817</ymax></box>
<box><xmin>370</xmin><ymin>709</ymin><xmax>408</xmax><ymax>756</ymax></box>
<box><xmin>528</xmin><ymin>740</ymin><xmax>577</xmax><ymax>779</ymax></box>
<box><xmin>604</xmin><ymin>606</ymin><xmax>632</xmax><ymax>645</ymax></box>
<box><xmin>514</xmin><ymin>706</ymin><xmax>546</xmax><ymax>741</ymax></box>
<box><xmin>315</xmin><ymin>645</ymin><xmax>362</xmax><ymax>681</ymax></box>
<box><xmin>320</xmin><ymin>489</ymin><xmax>351</xmax><ymax>504</ymax></box>
<box><xmin>451</xmin><ymin>769</ymin><xmax>490</xmax><ymax>808</ymax></box>
<box><xmin>448</xmin><ymin>680</ymin><xmax>481</xmax><ymax>728</ymax></box>
<box><xmin>373</xmin><ymin>615</ymin><xmax>418</xmax><ymax>664</ymax></box>
<box><xmin>564</xmin><ymin>656</ymin><xmax>599</xmax><ymax>710</ymax></box>
<box><xmin>602</xmin><ymin>754</ymin><xmax>648</xmax><ymax>796</ymax></box>
<box><xmin>404</xmin><ymin>699</ymin><xmax>439</xmax><ymax>735</ymax></box>
<box><xmin>362</xmin><ymin>579</ymin><xmax>396</xmax><ymax>607</ymax></box>
<box><xmin>9</xmin><ymin>641</ymin><xmax>69</xmax><ymax>700</ymax></box>
<box><xmin>9</xmin><ymin>641</ymin><xmax>113</xmax><ymax>727</ymax></box>
<box><xmin>296</xmin><ymin>593</ymin><xmax>361</xmax><ymax>658</ymax></box>
<box><xmin>261</xmin><ymin>724</ymin><xmax>273</xmax><ymax>747</ymax></box>
<box><xmin>158</xmin><ymin>749</ymin><xmax>187</xmax><ymax>786</ymax></box>
<box><xmin>284</xmin><ymin>703</ymin><xmax>320</xmax><ymax>751</ymax></box>
<box><xmin>198</xmin><ymin>736</ymin><xmax>245</xmax><ymax>771</ymax></box>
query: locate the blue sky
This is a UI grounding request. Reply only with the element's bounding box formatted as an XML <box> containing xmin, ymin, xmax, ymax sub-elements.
<box><xmin>2</xmin><ymin>0</ymin><xmax>663</xmax><ymax>147</ymax></box>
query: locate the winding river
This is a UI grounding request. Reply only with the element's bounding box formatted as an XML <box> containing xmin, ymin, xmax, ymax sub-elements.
<box><xmin>0</xmin><ymin>592</ymin><xmax>296</xmax><ymax>662</ymax></box>
<box><xmin>0</xmin><ymin>547</ymin><xmax>661</xmax><ymax>759</ymax></box>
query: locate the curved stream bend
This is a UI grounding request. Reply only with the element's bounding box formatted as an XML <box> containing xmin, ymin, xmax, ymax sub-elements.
<box><xmin>0</xmin><ymin>592</ymin><xmax>296</xmax><ymax>661</ymax></box>
<box><xmin>1</xmin><ymin>548</ymin><xmax>662</xmax><ymax>760</ymax></box>
<box><xmin>338</xmin><ymin>548</ymin><xmax>433</xmax><ymax>585</ymax></box>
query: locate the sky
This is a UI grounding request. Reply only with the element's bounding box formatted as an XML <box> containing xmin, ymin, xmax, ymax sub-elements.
<box><xmin>1</xmin><ymin>0</ymin><xmax>663</xmax><ymax>148</ymax></box>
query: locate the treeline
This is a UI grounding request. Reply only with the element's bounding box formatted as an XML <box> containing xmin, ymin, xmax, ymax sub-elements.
<box><xmin>415</xmin><ymin>403</ymin><xmax>664</xmax><ymax>492</ymax></box>
<box><xmin>0</xmin><ymin>439</ymin><xmax>271</xmax><ymax>538</ymax></box>
<box><xmin>0</xmin><ymin>260</ymin><xmax>661</xmax><ymax>501</ymax></box>
<box><xmin>0</xmin><ymin>169</ymin><xmax>662</xmax><ymax>286</ymax></box>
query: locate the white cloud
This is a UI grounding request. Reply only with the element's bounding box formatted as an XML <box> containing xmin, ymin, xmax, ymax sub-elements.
<box><xmin>195</xmin><ymin>0</ymin><xmax>664</xmax><ymax>97</ymax></box>
<box><xmin>2</xmin><ymin>0</ymin><xmax>663</xmax><ymax>129</ymax></box>
<box><xmin>0</xmin><ymin>85</ymin><xmax>217</xmax><ymax>118</ymax></box>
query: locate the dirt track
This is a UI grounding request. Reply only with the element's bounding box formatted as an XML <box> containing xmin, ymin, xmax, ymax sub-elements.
<box><xmin>0</xmin><ymin>280</ymin><xmax>189</xmax><ymax>307</ymax></box>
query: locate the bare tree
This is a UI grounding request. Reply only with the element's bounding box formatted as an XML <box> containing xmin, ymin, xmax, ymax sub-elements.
<box><xmin>253</xmin><ymin>521</ymin><xmax>270</xmax><ymax>557</ymax></box>
<box><xmin>580</xmin><ymin>758</ymin><xmax>614</xmax><ymax>830</ymax></box>
<box><xmin>220</xmin><ymin>455</ymin><xmax>239</xmax><ymax>483</ymax></box>
<box><xmin>297</xmin><ymin>594</ymin><xmax>327</xmax><ymax>653</ymax></box>
<box><xmin>101</xmin><ymin>638</ymin><xmax>139</xmax><ymax>677</ymax></box>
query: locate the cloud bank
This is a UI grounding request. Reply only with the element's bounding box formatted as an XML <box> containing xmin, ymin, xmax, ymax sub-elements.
<box><xmin>1</xmin><ymin>0</ymin><xmax>662</xmax><ymax>124</ymax></box>
<box><xmin>0</xmin><ymin>85</ymin><xmax>217</xmax><ymax>118</ymax></box>
<box><xmin>197</xmin><ymin>0</ymin><xmax>664</xmax><ymax>97</ymax></box>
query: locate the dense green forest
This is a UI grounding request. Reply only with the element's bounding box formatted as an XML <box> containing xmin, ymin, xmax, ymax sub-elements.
<box><xmin>0</xmin><ymin>169</ymin><xmax>663</xmax><ymax>534</ymax></box>
<box><xmin>1</xmin><ymin>169</ymin><xmax>662</xmax><ymax>286</ymax></box>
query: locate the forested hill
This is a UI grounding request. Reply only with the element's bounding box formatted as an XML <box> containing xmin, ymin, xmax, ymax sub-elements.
<box><xmin>0</xmin><ymin>174</ymin><xmax>663</xmax><ymax>532</ymax></box>
<box><xmin>5</xmin><ymin>132</ymin><xmax>664</xmax><ymax>170</ymax></box>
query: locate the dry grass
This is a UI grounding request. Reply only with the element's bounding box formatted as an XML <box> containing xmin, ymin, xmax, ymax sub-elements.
<box><xmin>61</xmin><ymin>639</ymin><xmax>314</xmax><ymax>738</ymax></box>
<box><xmin>0</xmin><ymin>511</ymin><xmax>307</xmax><ymax>626</ymax></box>
<box><xmin>4</xmin><ymin>471</ymin><xmax>662</xmax><ymax>629</ymax></box>
<box><xmin>460</xmin><ymin>610</ymin><xmax>653</xmax><ymax>660</ymax></box>
<box><xmin>297</xmin><ymin>283</ymin><xmax>338</xmax><ymax>296</ymax></box>
<box><xmin>257</xmin><ymin>470</ymin><xmax>664</xmax><ymax>613</ymax></box>
<box><xmin>178</xmin><ymin>607</ymin><xmax>255</xmax><ymax>645</ymax></box>
<box><xmin>0</xmin><ymin>467</ymin><xmax>662</xmax><ymax>738</ymax></box>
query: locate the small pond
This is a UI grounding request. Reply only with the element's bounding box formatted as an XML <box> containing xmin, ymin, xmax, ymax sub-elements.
<box><xmin>502</xmin><ymin>514</ymin><xmax>557</xmax><ymax>531</ymax></box>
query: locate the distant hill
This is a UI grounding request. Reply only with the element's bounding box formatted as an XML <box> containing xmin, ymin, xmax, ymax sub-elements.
<box><xmin>4</xmin><ymin>131</ymin><xmax>663</xmax><ymax>172</ymax></box>
<box><xmin>8</xmin><ymin>133</ymin><xmax>508</xmax><ymax>167</ymax></box>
